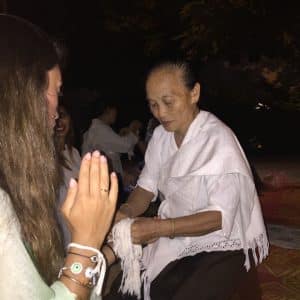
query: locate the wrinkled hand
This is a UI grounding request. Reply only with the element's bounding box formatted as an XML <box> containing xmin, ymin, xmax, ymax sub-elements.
<box><xmin>131</xmin><ymin>217</ymin><xmax>160</xmax><ymax>245</ymax></box>
<box><xmin>61</xmin><ymin>151</ymin><xmax>118</xmax><ymax>249</ymax></box>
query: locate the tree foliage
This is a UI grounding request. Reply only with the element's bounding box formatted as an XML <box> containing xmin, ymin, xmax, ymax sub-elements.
<box><xmin>101</xmin><ymin>0</ymin><xmax>300</xmax><ymax>110</ymax></box>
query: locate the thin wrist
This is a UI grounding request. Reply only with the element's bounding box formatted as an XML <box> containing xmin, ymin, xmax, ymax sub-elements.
<box><xmin>104</xmin><ymin>244</ymin><xmax>117</xmax><ymax>262</ymax></box>
<box><xmin>68</xmin><ymin>246</ymin><xmax>98</xmax><ymax>258</ymax></box>
<box><xmin>158</xmin><ymin>219</ymin><xmax>176</xmax><ymax>238</ymax></box>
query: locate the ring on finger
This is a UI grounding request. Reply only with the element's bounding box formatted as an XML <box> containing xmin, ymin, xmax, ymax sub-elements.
<box><xmin>100</xmin><ymin>188</ymin><xmax>109</xmax><ymax>193</ymax></box>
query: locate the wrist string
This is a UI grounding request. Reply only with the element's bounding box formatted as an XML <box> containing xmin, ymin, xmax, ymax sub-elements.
<box><xmin>169</xmin><ymin>219</ymin><xmax>175</xmax><ymax>239</ymax></box>
<box><xmin>106</xmin><ymin>243</ymin><xmax>118</xmax><ymax>261</ymax></box>
<box><xmin>67</xmin><ymin>243</ymin><xmax>106</xmax><ymax>296</ymax></box>
<box><xmin>60</xmin><ymin>273</ymin><xmax>91</xmax><ymax>289</ymax></box>
<box><xmin>68</xmin><ymin>251</ymin><xmax>98</xmax><ymax>263</ymax></box>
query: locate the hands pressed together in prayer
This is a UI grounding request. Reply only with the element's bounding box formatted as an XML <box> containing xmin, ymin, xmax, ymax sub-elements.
<box><xmin>61</xmin><ymin>151</ymin><xmax>118</xmax><ymax>249</ymax></box>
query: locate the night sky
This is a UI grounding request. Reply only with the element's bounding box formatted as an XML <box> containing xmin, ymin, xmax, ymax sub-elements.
<box><xmin>8</xmin><ymin>0</ymin><xmax>152</xmax><ymax>132</ymax></box>
<box><xmin>8</xmin><ymin>1</ymin><xmax>148</xmax><ymax>87</ymax></box>
<box><xmin>4</xmin><ymin>0</ymin><xmax>300</xmax><ymax>155</ymax></box>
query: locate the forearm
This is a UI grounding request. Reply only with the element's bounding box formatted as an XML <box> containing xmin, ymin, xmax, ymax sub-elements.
<box><xmin>157</xmin><ymin>211</ymin><xmax>222</xmax><ymax>238</ymax></box>
<box><xmin>116</xmin><ymin>186</ymin><xmax>153</xmax><ymax>221</ymax></box>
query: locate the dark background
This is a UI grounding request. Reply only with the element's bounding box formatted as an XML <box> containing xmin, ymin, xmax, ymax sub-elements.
<box><xmin>3</xmin><ymin>0</ymin><xmax>300</xmax><ymax>155</ymax></box>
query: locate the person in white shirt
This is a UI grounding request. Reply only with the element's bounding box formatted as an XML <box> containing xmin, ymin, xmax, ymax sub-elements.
<box><xmin>104</xmin><ymin>60</ymin><xmax>268</xmax><ymax>300</ymax></box>
<box><xmin>82</xmin><ymin>103</ymin><xmax>138</xmax><ymax>177</ymax></box>
<box><xmin>120</xmin><ymin>119</ymin><xmax>146</xmax><ymax>160</ymax></box>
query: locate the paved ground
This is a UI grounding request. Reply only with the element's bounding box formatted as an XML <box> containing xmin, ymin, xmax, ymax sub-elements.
<box><xmin>243</xmin><ymin>155</ymin><xmax>300</xmax><ymax>300</ymax></box>
<box><xmin>258</xmin><ymin>245</ymin><xmax>300</xmax><ymax>300</ymax></box>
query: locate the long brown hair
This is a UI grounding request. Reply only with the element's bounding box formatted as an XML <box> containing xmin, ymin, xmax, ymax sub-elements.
<box><xmin>0</xmin><ymin>15</ymin><xmax>63</xmax><ymax>283</ymax></box>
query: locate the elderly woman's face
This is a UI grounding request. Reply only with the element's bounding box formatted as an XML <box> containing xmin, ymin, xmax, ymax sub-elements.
<box><xmin>46</xmin><ymin>65</ymin><xmax>62</xmax><ymax>128</ymax></box>
<box><xmin>146</xmin><ymin>69</ymin><xmax>200</xmax><ymax>137</ymax></box>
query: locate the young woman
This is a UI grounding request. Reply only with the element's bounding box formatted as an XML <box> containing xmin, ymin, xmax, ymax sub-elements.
<box><xmin>0</xmin><ymin>14</ymin><xmax>117</xmax><ymax>299</ymax></box>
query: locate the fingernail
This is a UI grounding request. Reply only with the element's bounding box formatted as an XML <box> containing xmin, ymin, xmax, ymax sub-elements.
<box><xmin>111</xmin><ymin>172</ymin><xmax>116</xmax><ymax>177</ymax></box>
<box><xmin>83</xmin><ymin>152</ymin><xmax>91</xmax><ymax>160</ymax></box>
<box><xmin>100</xmin><ymin>155</ymin><xmax>107</xmax><ymax>163</ymax></box>
<box><xmin>93</xmin><ymin>150</ymin><xmax>100</xmax><ymax>158</ymax></box>
<box><xmin>69</xmin><ymin>178</ymin><xmax>77</xmax><ymax>188</ymax></box>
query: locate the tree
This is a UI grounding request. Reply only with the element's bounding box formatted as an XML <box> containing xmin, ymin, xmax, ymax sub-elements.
<box><xmin>101</xmin><ymin>0</ymin><xmax>300</xmax><ymax>111</ymax></box>
<box><xmin>0</xmin><ymin>0</ymin><xmax>8</xmax><ymax>13</ymax></box>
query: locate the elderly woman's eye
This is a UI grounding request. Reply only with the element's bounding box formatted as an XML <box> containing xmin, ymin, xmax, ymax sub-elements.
<box><xmin>149</xmin><ymin>102</ymin><xmax>158</xmax><ymax>109</ymax></box>
<box><xmin>164</xmin><ymin>100</ymin><xmax>173</xmax><ymax>106</ymax></box>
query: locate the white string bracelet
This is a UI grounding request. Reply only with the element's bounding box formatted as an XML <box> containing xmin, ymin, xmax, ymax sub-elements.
<box><xmin>67</xmin><ymin>243</ymin><xmax>106</xmax><ymax>296</ymax></box>
<box><xmin>110</xmin><ymin>218</ymin><xmax>143</xmax><ymax>299</ymax></box>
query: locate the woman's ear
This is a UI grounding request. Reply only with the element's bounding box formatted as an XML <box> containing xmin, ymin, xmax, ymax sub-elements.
<box><xmin>191</xmin><ymin>82</ymin><xmax>201</xmax><ymax>104</ymax></box>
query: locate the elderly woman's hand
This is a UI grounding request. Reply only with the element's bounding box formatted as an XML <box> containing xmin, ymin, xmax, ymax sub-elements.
<box><xmin>131</xmin><ymin>217</ymin><xmax>161</xmax><ymax>245</ymax></box>
<box><xmin>61</xmin><ymin>151</ymin><xmax>118</xmax><ymax>249</ymax></box>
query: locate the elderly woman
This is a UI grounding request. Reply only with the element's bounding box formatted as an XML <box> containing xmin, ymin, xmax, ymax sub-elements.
<box><xmin>0</xmin><ymin>15</ymin><xmax>117</xmax><ymax>299</ymax></box>
<box><xmin>105</xmin><ymin>60</ymin><xmax>268</xmax><ymax>300</ymax></box>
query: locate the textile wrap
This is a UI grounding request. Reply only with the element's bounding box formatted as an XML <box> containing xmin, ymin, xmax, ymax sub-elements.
<box><xmin>140</xmin><ymin>111</ymin><xmax>268</xmax><ymax>299</ymax></box>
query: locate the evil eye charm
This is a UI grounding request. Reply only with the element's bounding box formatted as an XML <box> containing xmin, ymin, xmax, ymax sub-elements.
<box><xmin>70</xmin><ymin>262</ymin><xmax>83</xmax><ymax>275</ymax></box>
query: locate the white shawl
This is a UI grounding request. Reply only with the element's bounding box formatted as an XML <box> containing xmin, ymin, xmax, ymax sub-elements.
<box><xmin>122</xmin><ymin>111</ymin><xmax>268</xmax><ymax>300</ymax></box>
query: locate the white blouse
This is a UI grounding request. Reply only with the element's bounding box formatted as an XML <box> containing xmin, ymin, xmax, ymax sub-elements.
<box><xmin>81</xmin><ymin>119</ymin><xmax>137</xmax><ymax>175</ymax></box>
<box><xmin>137</xmin><ymin>110</ymin><xmax>268</xmax><ymax>299</ymax></box>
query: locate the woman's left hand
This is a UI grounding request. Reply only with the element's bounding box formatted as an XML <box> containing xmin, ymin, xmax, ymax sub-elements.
<box><xmin>131</xmin><ymin>217</ymin><xmax>160</xmax><ymax>245</ymax></box>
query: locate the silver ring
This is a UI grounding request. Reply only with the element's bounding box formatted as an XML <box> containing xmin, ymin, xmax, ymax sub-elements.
<box><xmin>100</xmin><ymin>188</ymin><xmax>109</xmax><ymax>193</ymax></box>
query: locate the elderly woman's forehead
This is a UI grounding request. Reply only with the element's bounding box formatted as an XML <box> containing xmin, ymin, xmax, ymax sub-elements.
<box><xmin>151</xmin><ymin>66</ymin><xmax>182</xmax><ymax>78</ymax></box>
<box><xmin>149</xmin><ymin>69</ymin><xmax>180</xmax><ymax>83</ymax></box>
<box><xmin>147</xmin><ymin>70</ymin><xmax>186</xmax><ymax>92</ymax></box>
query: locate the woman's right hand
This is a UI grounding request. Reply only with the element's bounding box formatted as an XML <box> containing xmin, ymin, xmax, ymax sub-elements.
<box><xmin>61</xmin><ymin>151</ymin><xmax>118</xmax><ymax>249</ymax></box>
<box><xmin>131</xmin><ymin>217</ymin><xmax>161</xmax><ymax>245</ymax></box>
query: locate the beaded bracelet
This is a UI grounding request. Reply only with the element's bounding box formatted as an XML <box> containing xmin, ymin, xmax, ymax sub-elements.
<box><xmin>67</xmin><ymin>243</ymin><xmax>106</xmax><ymax>296</ymax></box>
<box><xmin>58</xmin><ymin>263</ymin><xmax>95</xmax><ymax>289</ymax></box>
<box><xmin>169</xmin><ymin>219</ymin><xmax>175</xmax><ymax>239</ymax></box>
<box><xmin>60</xmin><ymin>273</ymin><xmax>92</xmax><ymax>289</ymax></box>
